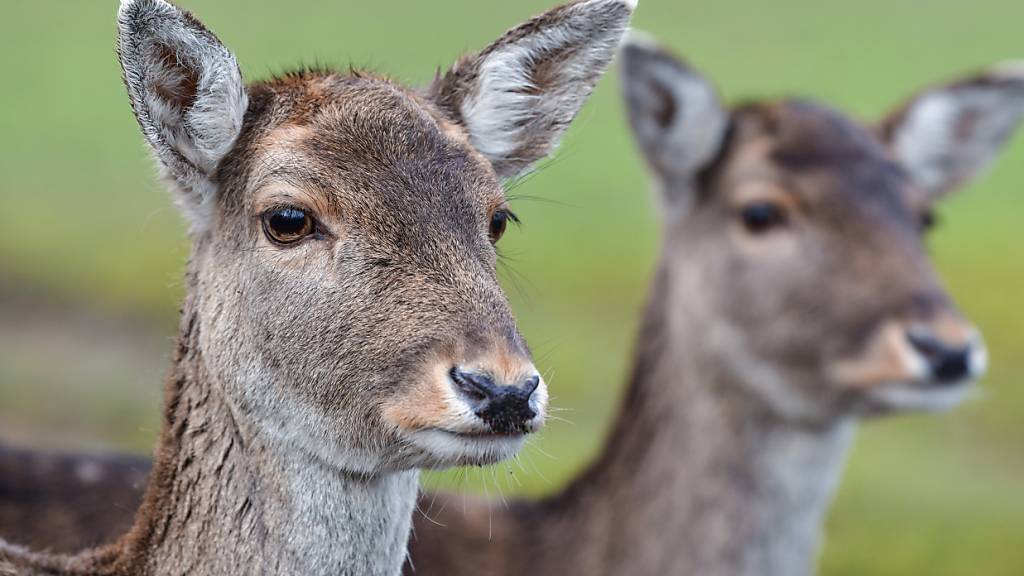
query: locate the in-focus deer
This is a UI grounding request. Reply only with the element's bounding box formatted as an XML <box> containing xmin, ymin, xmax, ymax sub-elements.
<box><xmin>0</xmin><ymin>0</ymin><xmax>636</xmax><ymax>574</ymax></box>
<box><xmin>2</xmin><ymin>27</ymin><xmax>1019</xmax><ymax>576</ymax></box>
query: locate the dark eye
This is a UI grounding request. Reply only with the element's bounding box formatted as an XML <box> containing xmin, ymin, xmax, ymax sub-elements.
<box><xmin>262</xmin><ymin>207</ymin><xmax>315</xmax><ymax>245</ymax></box>
<box><xmin>489</xmin><ymin>209</ymin><xmax>518</xmax><ymax>244</ymax></box>
<box><xmin>920</xmin><ymin>209</ymin><xmax>938</xmax><ymax>233</ymax></box>
<box><xmin>740</xmin><ymin>201</ymin><xmax>787</xmax><ymax>234</ymax></box>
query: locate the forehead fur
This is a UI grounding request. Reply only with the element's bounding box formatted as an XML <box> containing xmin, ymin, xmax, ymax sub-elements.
<box><xmin>734</xmin><ymin>100</ymin><xmax>893</xmax><ymax>164</ymax></box>
<box><xmin>721</xmin><ymin>100</ymin><xmax>913</xmax><ymax>209</ymax></box>
<box><xmin>217</xmin><ymin>70</ymin><xmax>504</xmax><ymax>224</ymax></box>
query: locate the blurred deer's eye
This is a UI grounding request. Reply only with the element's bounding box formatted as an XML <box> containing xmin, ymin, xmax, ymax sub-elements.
<box><xmin>262</xmin><ymin>207</ymin><xmax>315</xmax><ymax>245</ymax></box>
<box><xmin>740</xmin><ymin>201</ymin><xmax>787</xmax><ymax>234</ymax></box>
<box><xmin>489</xmin><ymin>209</ymin><xmax>518</xmax><ymax>244</ymax></box>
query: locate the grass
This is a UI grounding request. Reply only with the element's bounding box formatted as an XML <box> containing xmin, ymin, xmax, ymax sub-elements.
<box><xmin>1</xmin><ymin>1</ymin><xmax>1023</xmax><ymax>573</ymax></box>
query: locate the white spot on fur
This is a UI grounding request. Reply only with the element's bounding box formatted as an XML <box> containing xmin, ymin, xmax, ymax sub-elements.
<box><xmin>969</xmin><ymin>339</ymin><xmax>989</xmax><ymax>378</ymax></box>
<box><xmin>530</xmin><ymin>373</ymin><xmax>550</xmax><ymax>418</ymax></box>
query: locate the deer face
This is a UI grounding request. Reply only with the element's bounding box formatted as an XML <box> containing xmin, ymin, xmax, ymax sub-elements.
<box><xmin>117</xmin><ymin>0</ymin><xmax>634</xmax><ymax>473</ymax></box>
<box><xmin>622</xmin><ymin>38</ymin><xmax>1024</xmax><ymax>423</ymax></box>
<box><xmin>200</xmin><ymin>79</ymin><xmax>544</xmax><ymax>473</ymax></box>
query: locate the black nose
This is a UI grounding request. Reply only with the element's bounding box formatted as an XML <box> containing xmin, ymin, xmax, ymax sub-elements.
<box><xmin>449</xmin><ymin>368</ymin><xmax>540</xmax><ymax>434</ymax></box>
<box><xmin>906</xmin><ymin>331</ymin><xmax>972</xmax><ymax>384</ymax></box>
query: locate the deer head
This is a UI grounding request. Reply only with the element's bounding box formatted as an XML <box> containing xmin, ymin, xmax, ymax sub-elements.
<box><xmin>116</xmin><ymin>0</ymin><xmax>634</xmax><ymax>474</ymax></box>
<box><xmin>621</xmin><ymin>36</ymin><xmax>1024</xmax><ymax>423</ymax></box>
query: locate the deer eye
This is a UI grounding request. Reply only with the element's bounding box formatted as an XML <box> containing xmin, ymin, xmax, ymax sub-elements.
<box><xmin>262</xmin><ymin>207</ymin><xmax>315</xmax><ymax>245</ymax></box>
<box><xmin>739</xmin><ymin>201</ymin><xmax>787</xmax><ymax>234</ymax></box>
<box><xmin>489</xmin><ymin>209</ymin><xmax>518</xmax><ymax>244</ymax></box>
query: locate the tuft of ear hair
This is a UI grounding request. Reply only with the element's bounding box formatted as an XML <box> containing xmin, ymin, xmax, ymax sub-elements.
<box><xmin>117</xmin><ymin>0</ymin><xmax>248</xmax><ymax>230</ymax></box>
<box><xmin>619</xmin><ymin>32</ymin><xmax>728</xmax><ymax>209</ymax></box>
<box><xmin>429</xmin><ymin>0</ymin><xmax>637</xmax><ymax>180</ymax></box>
<box><xmin>881</xmin><ymin>62</ymin><xmax>1024</xmax><ymax>201</ymax></box>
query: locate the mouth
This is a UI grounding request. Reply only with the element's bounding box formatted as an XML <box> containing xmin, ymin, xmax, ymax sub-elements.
<box><xmin>434</xmin><ymin>427</ymin><xmax>532</xmax><ymax>439</ymax></box>
<box><xmin>406</xmin><ymin>427</ymin><xmax>530</xmax><ymax>468</ymax></box>
<box><xmin>862</xmin><ymin>378</ymin><xmax>977</xmax><ymax>414</ymax></box>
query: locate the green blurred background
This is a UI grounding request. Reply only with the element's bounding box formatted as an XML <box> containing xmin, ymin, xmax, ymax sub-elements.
<box><xmin>0</xmin><ymin>1</ymin><xmax>1021</xmax><ymax>574</ymax></box>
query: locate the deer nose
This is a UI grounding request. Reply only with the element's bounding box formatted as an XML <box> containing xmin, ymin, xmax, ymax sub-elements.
<box><xmin>906</xmin><ymin>327</ymin><xmax>985</xmax><ymax>385</ymax></box>
<box><xmin>449</xmin><ymin>367</ymin><xmax>541</xmax><ymax>435</ymax></box>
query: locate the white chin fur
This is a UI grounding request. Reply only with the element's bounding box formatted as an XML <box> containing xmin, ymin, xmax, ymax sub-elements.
<box><xmin>406</xmin><ymin>429</ymin><xmax>527</xmax><ymax>469</ymax></box>
<box><xmin>867</xmin><ymin>382</ymin><xmax>976</xmax><ymax>413</ymax></box>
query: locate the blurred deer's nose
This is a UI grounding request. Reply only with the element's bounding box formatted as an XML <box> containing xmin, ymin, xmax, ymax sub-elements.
<box><xmin>906</xmin><ymin>326</ymin><xmax>985</xmax><ymax>385</ymax></box>
<box><xmin>449</xmin><ymin>367</ymin><xmax>541</xmax><ymax>435</ymax></box>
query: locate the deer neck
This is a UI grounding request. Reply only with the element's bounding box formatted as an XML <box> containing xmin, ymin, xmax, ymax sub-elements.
<box><xmin>127</xmin><ymin>264</ymin><xmax>419</xmax><ymax>576</ymax></box>
<box><xmin>4</xmin><ymin>260</ymin><xmax>420</xmax><ymax>576</ymax></box>
<box><xmin>546</xmin><ymin>268</ymin><xmax>856</xmax><ymax>576</ymax></box>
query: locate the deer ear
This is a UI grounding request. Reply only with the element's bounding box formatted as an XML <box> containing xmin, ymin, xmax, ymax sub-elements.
<box><xmin>429</xmin><ymin>0</ymin><xmax>636</xmax><ymax>180</ymax></box>
<box><xmin>881</xmin><ymin>63</ymin><xmax>1024</xmax><ymax>202</ymax></box>
<box><xmin>620</xmin><ymin>34</ymin><xmax>728</xmax><ymax>205</ymax></box>
<box><xmin>117</xmin><ymin>0</ymin><xmax>248</xmax><ymax>229</ymax></box>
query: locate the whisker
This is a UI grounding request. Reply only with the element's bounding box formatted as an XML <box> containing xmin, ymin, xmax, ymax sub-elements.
<box><xmin>528</xmin><ymin>439</ymin><xmax>557</xmax><ymax>462</ymax></box>
<box><xmin>546</xmin><ymin>414</ymin><xmax>576</xmax><ymax>426</ymax></box>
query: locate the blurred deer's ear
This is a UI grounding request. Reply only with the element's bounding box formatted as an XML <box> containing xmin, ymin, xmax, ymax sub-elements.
<box><xmin>620</xmin><ymin>33</ymin><xmax>728</xmax><ymax>206</ymax></box>
<box><xmin>117</xmin><ymin>0</ymin><xmax>248</xmax><ymax>230</ymax></box>
<box><xmin>429</xmin><ymin>0</ymin><xmax>636</xmax><ymax>180</ymax></box>
<box><xmin>881</xmin><ymin>63</ymin><xmax>1024</xmax><ymax>203</ymax></box>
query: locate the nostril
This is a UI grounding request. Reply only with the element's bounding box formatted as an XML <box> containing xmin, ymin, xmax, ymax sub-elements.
<box><xmin>449</xmin><ymin>367</ymin><xmax>497</xmax><ymax>406</ymax></box>
<box><xmin>932</xmin><ymin>348</ymin><xmax>971</xmax><ymax>384</ymax></box>
<box><xmin>521</xmin><ymin>374</ymin><xmax>541</xmax><ymax>397</ymax></box>
<box><xmin>906</xmin><ymin>331</ymin><xmax>972</xmax><ymax>384</ymax></box>
<box><xmin>906</xmin><ymin>330</ymin><xmax>940</xmax><ymax>358</ymax></box>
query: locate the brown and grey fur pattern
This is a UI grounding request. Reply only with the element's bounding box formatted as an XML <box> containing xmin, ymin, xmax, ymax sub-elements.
<box><xmin>6</xmin><ymin>23</ymin><xmax>1019</xmax><ymax>576</ymax></box>
<box><xmin>0</xmin><ymin>0</ymin><xmax>635</xmax><ymax>574</ymax></box>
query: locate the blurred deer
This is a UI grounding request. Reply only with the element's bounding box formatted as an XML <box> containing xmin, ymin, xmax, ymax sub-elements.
<box><xmin>401</xmin><ymin>36</ymin><xmax>1023</xmax><ymax>576</ymax></box>
<box><xmin>0</xmin><ymin>0</ymin><xmax>635</xmax><ymax>574</ymax></box>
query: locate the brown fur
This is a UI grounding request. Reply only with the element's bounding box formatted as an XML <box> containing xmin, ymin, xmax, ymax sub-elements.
<box><xmin>8</xmin><ymin>22</ymin><xmax>1016</xmax><ymax>576</ymax></box>
<box><xmin>3</xmin><ymin>51</ymin><xmax>1012</xmax><ymax>576</ymax></box>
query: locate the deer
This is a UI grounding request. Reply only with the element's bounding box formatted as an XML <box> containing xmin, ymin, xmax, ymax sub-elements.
<box><xmin>0</xmin><ymin>0</ymin><xmax>636</xmax><ymax>574</ymax></box>
<box><xmin>397</xmin><ymin>36</ymin><xmax>1024</xmax><ymax>576</ymax></box>
<box><xmin>1</xmin><ymin>28</ymin><xmax>1020</xmax><ymax>576</ymax></box>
